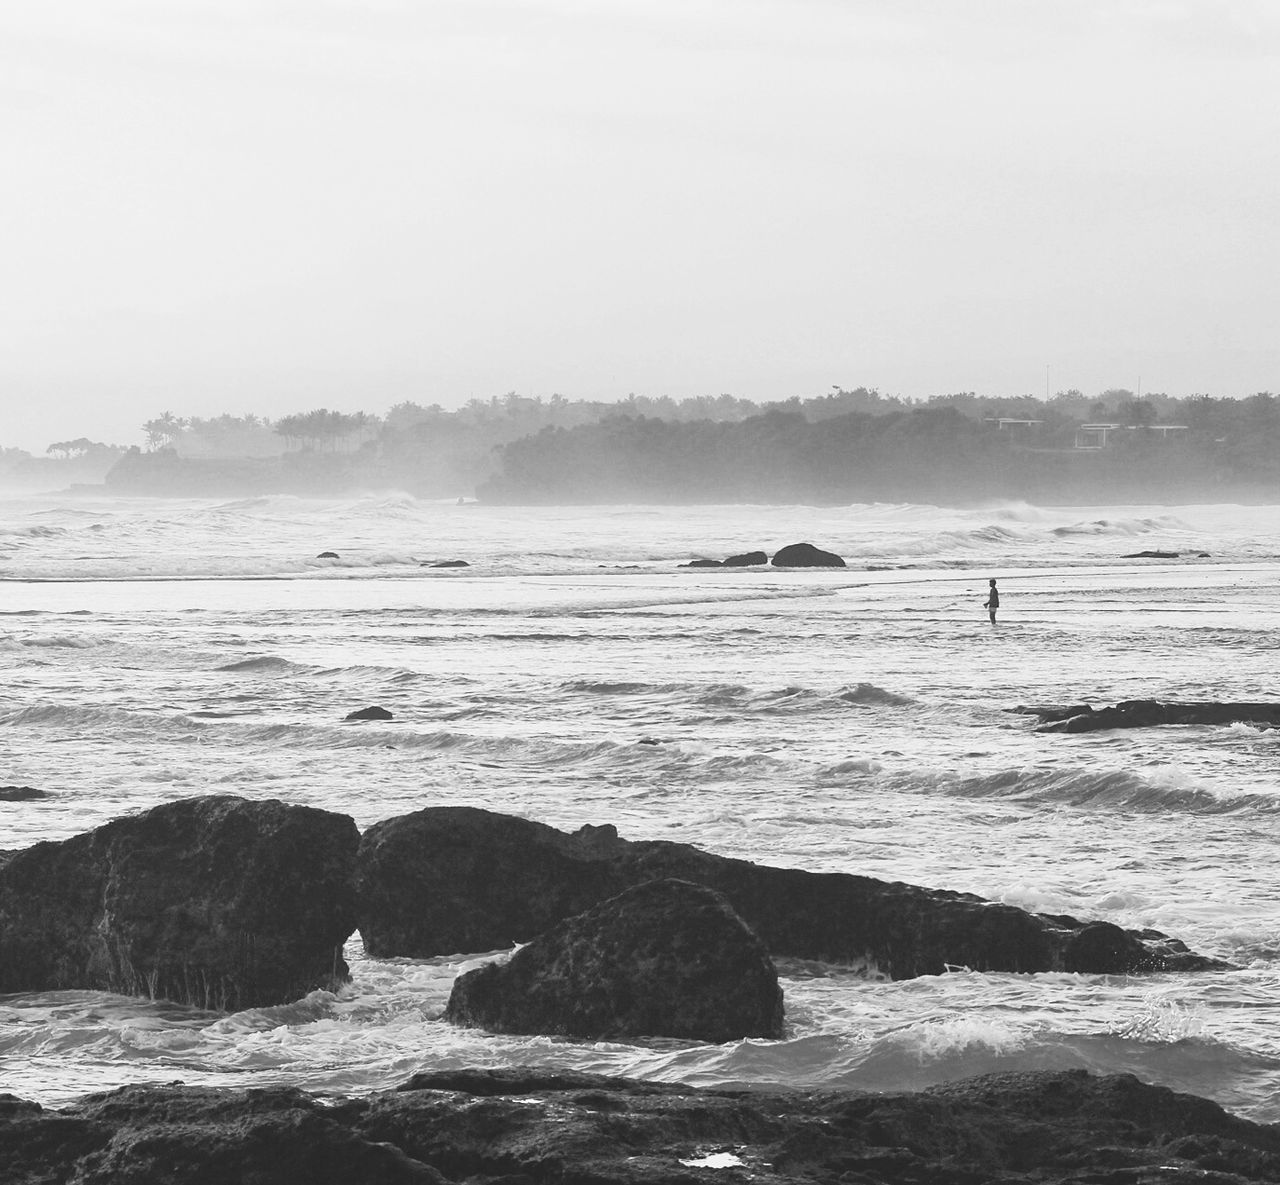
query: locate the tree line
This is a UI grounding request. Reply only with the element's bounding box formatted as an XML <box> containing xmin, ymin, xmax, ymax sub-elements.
<box><xmin>6</xmin><ymin>384</ymin><xmax>1278</xmax><ymax>501</ymax></box>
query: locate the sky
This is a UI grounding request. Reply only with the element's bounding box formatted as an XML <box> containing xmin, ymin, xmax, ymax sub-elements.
<box><xmin>2</xmin><ymin>0</ymin><xmax>1277</xmax><ymax>451</ymax></box>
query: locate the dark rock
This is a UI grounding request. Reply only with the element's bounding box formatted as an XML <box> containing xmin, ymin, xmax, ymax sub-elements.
<box><xmin>1021</xmin><ymin>700</ymin><xmax>1280</xmax><ymax>733</ymax></box>
<box><xmin>771</xmin><ymin>542</ymin><xmax>846</xmax><ymax>567</ymax></box>
<box><xmin>316</xmin><ymin>551</ymin><xmax>340</xmax><ymax>559</ymax></box>
<box><xmin>0</xmin><ymin>786</ymin><xmax>50</xmax><ymax>801</ymax></box>
<box><xmin>353</xmin><ymin>807</ymin><xmax>1222</xmax><ymax>976</ymax></box>
<box><xmin>345</xmin><ymin>705</ymin><xmax>394</xmax><ymax>721</ymax></box>
<box><xmin>0</xmin><ymin>795</ymin><xmax>360</xmax><ymax>1009</ymax></box>
<box><xmin>445</xmin><ymin>878</ymin><xmax>784</xmax><ymax>1041</ymax></box>
<box><xmin>0</xmin><ymin>1085</ymin><xmax>442</xmax><ymax>1185</ymax></box>
<box><xmin>4</xmin><ymin>1069</ymin><xmax>1279</xmax><ymax>1184</ymax></box>
<box><xmin>1122</xmin><ymin>549</ymin><xmax>1180</xmax><ymax>558</ymax></box>
<box><xmin>422</xmin><ymin>559</ymin><xmax>469</xmax><ymax>568</ymax></box>
<box><xmin>681</xmin><ymin>550</ymin><xmax>769</xmax><ymax>568</ymax></box>
<box><xmin>1062</xmin><ymin>921</ymin><xmax>1136</xmax><ymax>973</ymax></box>
<box><xmin>355</xmin><ymin>809</ymin><xmax>621</xmax><ymax>957</ymax></box>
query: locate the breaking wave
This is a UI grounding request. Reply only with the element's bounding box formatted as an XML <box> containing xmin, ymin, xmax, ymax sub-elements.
<box><xmin>916</xmin><ymin>766</ymin><xmax>1279</xmax><ymax>814</ymax></box>
<box><xmin>1051</xmin><ymin>514</ymin><xmax>1189</xmax><ymax>537</ymax></box>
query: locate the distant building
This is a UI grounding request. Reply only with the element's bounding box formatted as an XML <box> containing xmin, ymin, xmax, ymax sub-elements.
<box><xmin>1074</xmin><ymin>423</ymin><xmax>1188</xmax><ymax>449</ymax></box>
<box><xmin>1074</xmin><ymin>423</ymin><xmax>1122</xmax><ymax>449</ymax></box>
<box><xmin>984</xmin><ymin>418</ymin><xmax>1043</xmax><ymax>433</ymax></box>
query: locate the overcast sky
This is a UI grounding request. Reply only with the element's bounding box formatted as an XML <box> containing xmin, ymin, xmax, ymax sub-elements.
<box><xmin>2</xmin><ymin>0</ymin><xmax>1276</xmax><ymax>451</ymax></box>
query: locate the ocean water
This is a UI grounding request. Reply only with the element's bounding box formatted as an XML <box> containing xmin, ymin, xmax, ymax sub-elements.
<box><xmin>2</xmin><ymin>493</ymin><xmax>1279</xmax><ymax>1120</ymax></box>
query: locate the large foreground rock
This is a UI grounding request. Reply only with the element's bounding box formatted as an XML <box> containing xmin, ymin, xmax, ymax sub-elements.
<box><xmin>3</xmin><ymin>1069</ymin><xmax>1278</xmax><ymax>1184</ymax></box>
<box><xmin>445</xmin><ymin>878</ymin><xmax>784</xmax><ymax>1041</ymax></box>
<box><xmin>1022</xmin><ymin>700</ymin><xmax>1280</xmax><ymax>733</ymax></box>
<box><xmin>354</xmin><ymin>807</ymin><xmax>1222</xmax><ymax>976</ymax></box>
<box><xmin>0</xmin><ymin>795</ymin><xmax>360</xmax><ymax>1009</ymax></box>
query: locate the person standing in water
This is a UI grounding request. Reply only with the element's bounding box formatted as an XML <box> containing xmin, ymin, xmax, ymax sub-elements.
<box><xmin>984</xmin><ymin>578</ymin><xmax>1000</xmax><ymax>624</ymax></box>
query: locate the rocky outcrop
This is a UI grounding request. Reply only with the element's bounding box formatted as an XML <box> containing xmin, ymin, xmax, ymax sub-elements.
<box><xmin>445</xmin><ymin>878</ymin><xmax>784</xmax><ymax>1041</ymax></box>
<box><xmin>0</xmin><ymin>795</ymin><xmax>360</xmax><ymax>1010</ymax></box>
<box><xmin>723</xmin><ymin>549</ymin><xmax>768</xmax><ymax>566</ymax></box>
<box><xmin>353</xmin><ymin>807</ymin><xmax>1223</xmax><ymax>976</ymax></box>
<box><xmin>680</xmin><ymin>550</ymin><xmax>768</xmax><ymax>568</ymax></box>
<box><xmin>1022</xmin><ymin>701</ymin><xmax>1280</xmax><ymax>733</ymax></box>
<box><xmin>3</xmin><ymin>1069</ymin><xmax>1278</xmax><ymax>1184</ymax></box>
<box><xmin>316</xmin><ymin>550</ymin><xmax>340</xmax><ymax>559</ymax></box>
<box><xmin>1122</xmin><ymin>549</ymin><xmax>1180</xmax><ymax>558</ymax></box>
<box><xmin>771</xmin><ymin>542</ymin><xmax>846</xmax><ymax>567</ymax></box>
<box><xmin>345</xmin><ymin>705</ymin><xmax>394</xmax><ymax>721</ymax></box>
<box><xmin>422</xmin><ymin>559</ymin><xmax>469</xmax><ymax>568</ymax></box>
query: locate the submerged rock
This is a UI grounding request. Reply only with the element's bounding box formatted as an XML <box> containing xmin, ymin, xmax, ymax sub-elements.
<box><xmin>0</xmin><ymin>786</ymin><xmax>50</xmax><ymax>801</ymax></box>
<box><xmin>2</xmin><ymin>1069</ymin><xmax>1278</xmax><ymax>1184</ymax></box>
<box><xmin>422</xmin><ymin>559</ymin><xmax>469</xmax><ymax>568</ymax></box>
<box><xmin>771</xmin><ymin>542</ymin><xmax>846</xmax><ymax>567</ymax></box>
<box><xmin>445</xmin><ymin>878</ymin><xmax>784</xmax><ymax>1041</ymax></box>
<box><xmin>0</xmin><ymin>795</ymin><xmax>359</xmax><ymax>1010</ymax></box>
<box><xmin>353</xmin><ymin>806</ymin><xmax>1222</xmax><ymax>976</ymax></box>
<box><xmin>316</xmin><ymin>550</ymin><xmax>340</xmax><ymax>559</ymax></box>
<box><xmin>1022</xmin><ymin>700</ymin><xmax>1280</xmax><ymax>733</ymax></box>
<box><xmin>1122</xmin><ymin>549</ymin><xmax>1180</xmax><ymax>558</ymax></box>
<box><xmin>345</xmin><ymin>705</ymin><xmax>393</xmax><ymax>721</ymax></box>
<box><xmin>678</xmin><ymin>557</ymin><xmax>722</xmax><ymax>567</ymax></box>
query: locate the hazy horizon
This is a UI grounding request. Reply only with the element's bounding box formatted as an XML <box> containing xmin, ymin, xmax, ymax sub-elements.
<box><xmin>3</xmin><ymin>1</ymin><xmax>1276</xmax><ymax>454</ymax></box>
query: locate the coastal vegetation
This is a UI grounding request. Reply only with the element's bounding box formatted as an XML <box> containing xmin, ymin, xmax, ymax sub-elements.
<box><xmin>4</xmin><ymin>388</ymin><xmax>1279</xmax><ymax>502</ymax></box>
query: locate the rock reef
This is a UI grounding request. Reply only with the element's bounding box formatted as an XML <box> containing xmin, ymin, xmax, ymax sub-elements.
<box><xmin>3</xmin><ymin>1068</ymin><xmax>1278</xmax><ymax>1184</ymax></box>
<box><xmin>1022</xmin><ymin>700</ymin><xmax>1280</xmax><ymax>733</ymax></box>
<box><xmin>0</xmin><ymin>797</ymin><xmax>1228</xmax><ymax>1018</ymax></box>
<box><xmin>354</xmin><ymin>806</ymin><xmax>1225</xmax><ymax>976</ymax></box>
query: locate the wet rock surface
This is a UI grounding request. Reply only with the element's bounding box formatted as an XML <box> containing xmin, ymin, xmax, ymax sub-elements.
<box><xmin>345</xmin><ymin>705</ymin><xmax>394</xmax><ymax>721</ymax></box>
<box><xmin>0</xmin><ymin>795</ymin><xmax>360</xmax><ymax>1009</ymax></box>
<box><xmin>3</xmin><ymin>1069</ymin><xmax>1278</xmax><ymax>1184</ymax></box>
<box><xmin>354</xmin><ymin>807</ymin><xmax>1224</xmax><ymax>975</ymax></box>
<box><xmin>1021</xmin><ymin>700</ymin><xmax>1280</xmax><ymax>733</ymax></box>
<box><xmin>445</xmin><ymin>878</ymin><xmax>784</xmax><ymax>1041</ymax></box>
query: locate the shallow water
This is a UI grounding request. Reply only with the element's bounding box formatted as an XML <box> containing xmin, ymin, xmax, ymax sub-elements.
<box><xmin>2</xmin><ymin>493</ymin><xmax>1279</xmax><ymax>1118</ymax></box>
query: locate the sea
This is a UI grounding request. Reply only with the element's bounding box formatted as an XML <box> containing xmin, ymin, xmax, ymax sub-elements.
<box><xmin>1</xmin><ymin>492</ymin><xmax>1278</xmax><ymax>1122</ymax></box>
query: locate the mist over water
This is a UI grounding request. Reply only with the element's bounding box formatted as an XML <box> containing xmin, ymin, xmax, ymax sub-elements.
<box><xmin>2</xmin><ymin>494</ymin><xmax>1280</xmax><ymax>1119</ymax></box>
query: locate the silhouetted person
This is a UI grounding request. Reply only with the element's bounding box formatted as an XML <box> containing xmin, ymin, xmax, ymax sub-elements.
<box><xmin>984</xmin><ymin>578</ymin><xmax>999</xmax><ymax>624</ymax></box>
